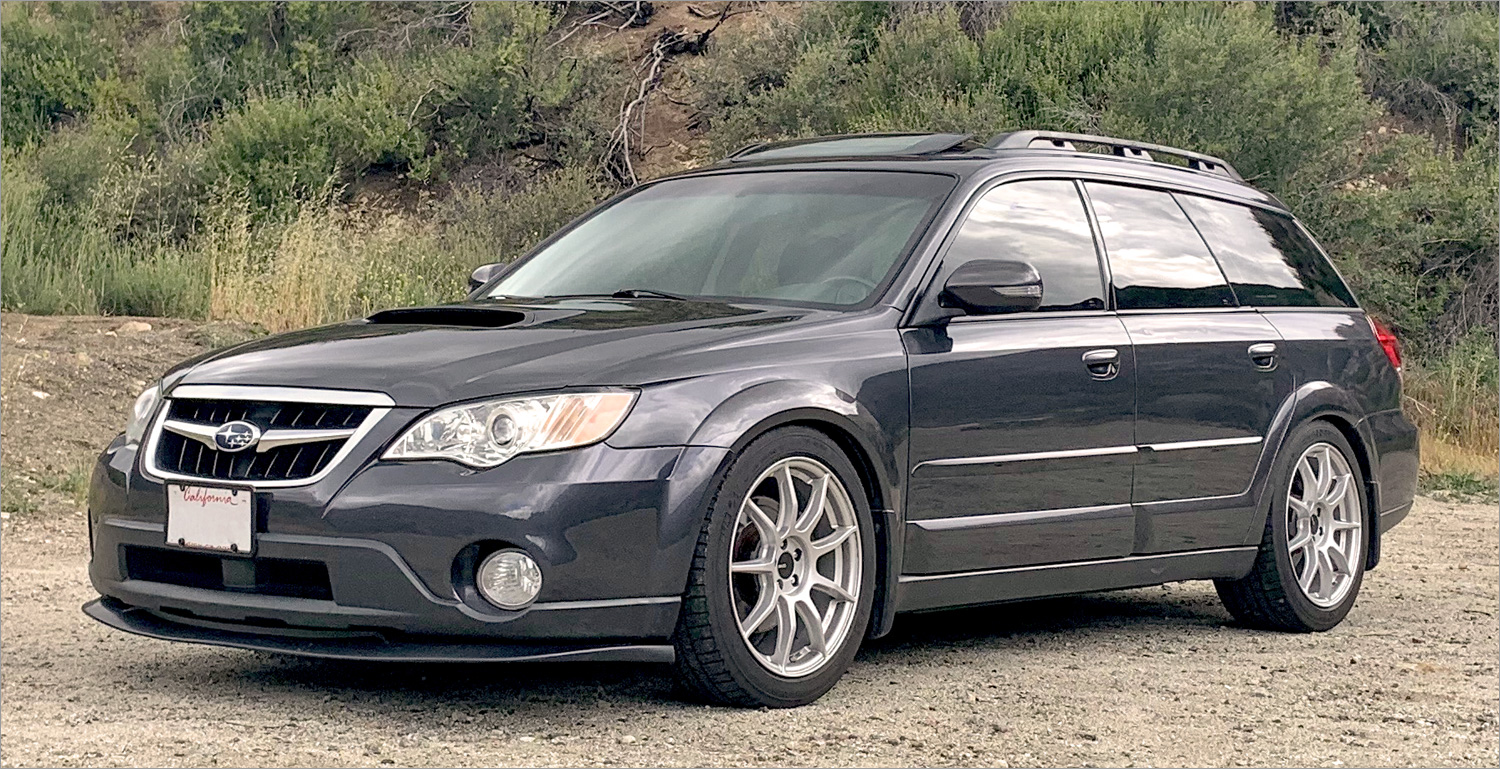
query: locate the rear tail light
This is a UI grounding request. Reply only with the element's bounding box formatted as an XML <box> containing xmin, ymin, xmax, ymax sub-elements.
<box><xmin>1368</xmin><ymin>315</ymin><xmax>1402</xmax><ymax>373</ymax></box>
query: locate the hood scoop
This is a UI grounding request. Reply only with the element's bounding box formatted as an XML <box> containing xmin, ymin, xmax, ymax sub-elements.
<box><xmin>366</xmin><ymin>306</ymin><xmax>527</xmax><ymax>328</ymax></box>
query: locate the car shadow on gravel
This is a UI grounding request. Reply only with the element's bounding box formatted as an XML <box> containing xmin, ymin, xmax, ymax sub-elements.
<box><xmin>98</xmin><ymin>588</ymin><xmax>1233</xmax><ymax>711</ymax></box>
<box><xmin>860</xmin><ymin>588</ymin><xmax>1234</xmax><ymax>661</ymax></box>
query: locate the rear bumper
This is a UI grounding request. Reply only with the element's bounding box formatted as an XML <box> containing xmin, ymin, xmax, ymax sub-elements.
<box><xmin>1378</xmin><ymin>499</ymin><xmax>1412</xmax><ymax>534</ymax></box>
<box><xmin>1362</xmin><ymin>407</ymin><xmax>1419</xmax><ymax>521</ymax></box>
<box><xmin>84</xmin><ymin>597</ymin><xmax>674</xmax><ymax>663</ymax></box>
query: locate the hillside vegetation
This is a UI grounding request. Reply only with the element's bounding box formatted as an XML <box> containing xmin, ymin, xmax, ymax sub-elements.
<box><xmin>2</xmin><ymin>1</ymin><xmax>1496</xmax><ymax>485</ymax></box>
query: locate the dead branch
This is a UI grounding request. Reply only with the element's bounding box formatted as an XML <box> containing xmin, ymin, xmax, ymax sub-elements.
<box><xmin>603</xmin><ymin>2</ymin><xmax>754</xmax><ymax>185</ymax></box>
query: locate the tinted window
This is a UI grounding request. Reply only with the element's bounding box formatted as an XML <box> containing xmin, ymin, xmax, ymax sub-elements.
<box><xmin>1084</xmin><ymin>182</ymin><xmax>1236</xmax><ymax>310</ymax></box>
<box><xmin>943</xmin><ymin>180</ymin><xmax>1105</xmax><ymax>312</ymax></box>
<box><xmin>489</xmin><ymin>171</ymin><xmax>954</xmax><ymax>307</ymax></box>
<box><xmin>1175</xmin><ymin>194</ymin><xmax>1357</xmax><ymax>308</ymax></box>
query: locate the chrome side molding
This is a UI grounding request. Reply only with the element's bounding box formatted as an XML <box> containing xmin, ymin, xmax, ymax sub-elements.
<box><xmin>916</xmin><ymin>444</ymin><xmax>1137</xmax><ymax>470</ymax></box>
<box><xmin>916</xmin><ymin>435</ymin><xmax>1264</xmax><ymax>472</ymax></box>
<box><xmin>1144</xmin><ymin>436</ymin><xmax>1263</xmax><ymax>453</ymax></box>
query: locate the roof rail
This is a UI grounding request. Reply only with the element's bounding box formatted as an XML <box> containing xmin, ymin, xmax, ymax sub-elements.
<box><xmin>723</xmin><ymin>132</ymin><xmax>982</xmax><ymax>163</ymax></box>
<box><xmin>986</xmin><ymin>130</ymin><xmax>1242</xmax><ymax>180</ymax></box>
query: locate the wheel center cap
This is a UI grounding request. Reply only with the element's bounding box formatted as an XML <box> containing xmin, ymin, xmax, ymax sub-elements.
<box><xmin>777</xmin><ymin>552</ymin><xmax>796</xmax><ymax>579</ymax></box>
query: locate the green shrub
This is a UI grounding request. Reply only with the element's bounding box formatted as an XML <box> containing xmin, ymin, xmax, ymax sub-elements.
<box><xmin>0</xmin><ymin>2</ymin><xmax>116</xmax><ymax>148</ymax></box>
<box><xmin>1290</xmin><ymin>129</ymin><xmax>1498</xmax><ymax>356</ymax></box>
<box><xmin>1365</xmin><ymin>2</ymin><xmax>1499</xmax><ymax>146</ymax></box>
<box><xmin>0</xmin><ymin>151</ymin><xmax>210</xmax><ymax>318</ymax></box>
<box><xmin>205</xmin><ymin>93</ymin><xmax>338</xmax><ymax>220</ymax></box>
<box><xmin>1099</xmin><ymin>3</ymin><xmax>1375</xmax><ymax>188</ymax></box>
<box><xmin>434</xmin><ymin>166</ymin><xmax>610</xmax><ymax>270</ymax></box>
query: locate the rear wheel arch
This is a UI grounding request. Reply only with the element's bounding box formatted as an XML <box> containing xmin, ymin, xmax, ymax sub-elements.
<box><xmin>1303</xmin><ymin>412</ymin><xmax>1381</xmax><ymax>570</ymax></box>
<box><xmin>1215</xmin><ymin>419</ymin><xmax>1370</xmax><ymax>631</ymax></box>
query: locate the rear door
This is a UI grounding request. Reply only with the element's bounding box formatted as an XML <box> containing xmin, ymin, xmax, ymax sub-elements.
<box><xmin>903</xmin><ymin>179</ymin><xmax>1137</xmax><ymax>574</ymax></box>
<box><xmin>1082</xmin><ymin>182</ymin><xmax>1294</xmax><ymax>553</ymax></box>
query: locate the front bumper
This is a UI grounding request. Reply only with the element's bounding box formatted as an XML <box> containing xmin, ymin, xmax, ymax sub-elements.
<box><xmin>87</xmin><ymin>431</ymin><xmax>731</xmax><ymax>653</ymax></box>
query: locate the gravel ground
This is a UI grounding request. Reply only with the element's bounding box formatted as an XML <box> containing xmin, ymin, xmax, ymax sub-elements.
<box><xmin>2</xmin><ymin>314</ymin><xmax>1497</xmax><ymax>767</ymax></box>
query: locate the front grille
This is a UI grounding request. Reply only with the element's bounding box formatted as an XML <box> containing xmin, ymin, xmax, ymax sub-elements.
<box><xmin>124</xmin><ymin>546</ymin><xmax>334</xmax><ymax>600</ymax></box>
<box><xmin>157</xmin><ymin>429</ymin><xmax>345</xmax><ymax>481</ymax></box>
<box><xmin>151</xmin><ymin>397</ymin><xmax>374</xmax><ymax>483</ymax></box>
<box><xmin>168</xmin><ymin>399</ymin><xmax>369</xmax><ymax>430</ymax></box>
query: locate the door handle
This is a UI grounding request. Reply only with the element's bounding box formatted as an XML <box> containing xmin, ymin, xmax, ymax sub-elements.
<box><xmin>1082</xmin><ymin>348</ymin><xmax>1120</xmax><ymax>380</ymax></box>
<box><xmin>1248</xmin><ymin>342</ymin><xmax>1277</xmax><ymax>371</ymax></box>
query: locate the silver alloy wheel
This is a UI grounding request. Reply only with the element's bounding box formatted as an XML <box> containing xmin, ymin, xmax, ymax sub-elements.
<box><xmin>1285</xmin><ymin>442</ymin><xmax>1363</xmax><ymax>608</ymax></box>
<box><xmin>728</xmin><ymin>457</ymin><xmax>862</xmax><ymax>678</ymax></box>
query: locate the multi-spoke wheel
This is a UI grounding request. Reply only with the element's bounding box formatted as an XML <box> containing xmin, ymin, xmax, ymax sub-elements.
<box><xmin>1217</xmin><ymin>422</ymin><xmax>1369</xmax><ymax>632</ymax></box>
<box><xmin>1285</xmin><ymin>443</ymin><xmax>1363</xmax><ymax>607</ymax></box>
<box><xmin>672</xmin><ymin>428</ymin><xmax>875</xmax><ymax>707</ymax></box>
<box><xmin>729</xmin><ymin>457</ymin><xmax>862</xmax><ymax>678</ymax></box>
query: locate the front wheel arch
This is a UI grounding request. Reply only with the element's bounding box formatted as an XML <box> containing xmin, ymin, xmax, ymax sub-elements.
<box><xmin>671</xmin><ymin>425</ymin><xmax>878</xmax><ymax>706</ymax></box>
<box><xmin>701</xmin><ymin>411</ymin><xmax>899</xmax><ymax>641</ymax></box>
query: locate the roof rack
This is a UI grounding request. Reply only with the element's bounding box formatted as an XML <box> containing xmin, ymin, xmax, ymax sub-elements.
<box><xmin>986</xmin><ymin>130</ymin><xmax>1242</xmax><ymax>180</ymax></box>
<box><xmin>723</xmin><ymin>132</ymin><xmax>982</xmax><ymax>163</ymax></box>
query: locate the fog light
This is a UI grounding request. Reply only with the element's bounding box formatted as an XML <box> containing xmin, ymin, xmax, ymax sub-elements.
<box><xmin>476</xmin><ymin>549</ymin><xmax>542</xmax><ymax>609</ymax></box>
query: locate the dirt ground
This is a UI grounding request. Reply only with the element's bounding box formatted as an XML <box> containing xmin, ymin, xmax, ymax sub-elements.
<box><xmin>2</xmin><ymin>313</ymin><xmax>1497</xmax><ymax>768</ymax></box>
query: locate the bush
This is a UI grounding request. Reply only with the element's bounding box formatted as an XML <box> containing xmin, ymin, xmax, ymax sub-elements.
<box><xmin>0</xmin><ymin>3</ymin><xmax>115</xmax><ymax>148</ymax></box>
<box><xmin>1290</xmin><ymin>129</ymin><xmax>1498</xmax><ymax>356</ymax></box>
<box><xmin>1364</xmin><ymin>2</ymin><xmax>1499</xmax><ymax>147</ymax></box>
<box><xmin>205</xmin><ymin>94</ymin><xmax>338</xmax><ymax>220</ymax></box>
<box><xmin>1</xmin><ymin>1</ymin><xmax>1494</xmax><ymax>473</ymax></box>
<box><xmin>1099</xmin><ymin>3</ymin><xmax>1375</xmax><ymax>188</ymax></box>
<box><xmin>1406</xmin><ymin>328</ymin><xmax>1500</xmax><ymax>457</ymax></box>
<box><xmin>1</xmin><ymin>151</ymin><xmax>209</xmax><ymax>318</ymax></box>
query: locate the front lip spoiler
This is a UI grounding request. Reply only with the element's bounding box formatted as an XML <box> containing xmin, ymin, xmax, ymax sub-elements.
<box><xmin>83</xmin><ymin>598</ymin><xmax>675</xmax><ymax>664</ymax></box>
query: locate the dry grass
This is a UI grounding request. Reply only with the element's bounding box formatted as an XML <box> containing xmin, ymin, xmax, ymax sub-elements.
<box><xmin>1405</xmin><ymin>351</ymin><xmax>1499</xmax><ymax>498</ymax></box>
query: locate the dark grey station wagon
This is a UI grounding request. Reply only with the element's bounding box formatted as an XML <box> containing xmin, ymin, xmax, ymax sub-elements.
<box><xmin>86</xmin><ymin>131</ymin><xmax>1418</xmax><ymax>707</ymax></box>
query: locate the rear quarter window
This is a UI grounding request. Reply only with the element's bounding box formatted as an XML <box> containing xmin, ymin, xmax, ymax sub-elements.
<box><xmin>1175</xmin><ymin>194</ymin><xmax>1357</xmax><ymax>308</ymax></box>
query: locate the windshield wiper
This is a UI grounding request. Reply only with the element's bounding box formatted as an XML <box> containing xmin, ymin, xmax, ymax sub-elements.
<box><xmin>608</xmin><ymin>288</ymin><xmax>691</xmax><ymax>301</ymax></box>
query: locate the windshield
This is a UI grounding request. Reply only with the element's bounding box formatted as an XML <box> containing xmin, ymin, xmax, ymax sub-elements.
<box><xmin>486</xmin><ymin>171</ymin><xmax>955</xmax><ymax>307</ymax></box>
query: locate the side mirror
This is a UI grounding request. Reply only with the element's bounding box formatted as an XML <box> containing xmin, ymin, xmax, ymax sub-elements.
<box><xmin>940</xmin><ymin>259</ymin><xmax>1043</xmax><ymax>315</ymax></box>
<box><xmin>468</xmin><ymin>263</ymin><xmax>503</xmax><ymax>293</ymax></box>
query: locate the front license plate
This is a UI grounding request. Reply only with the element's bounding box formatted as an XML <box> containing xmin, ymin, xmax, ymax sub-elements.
<box><xmin>166</xmin><ymin>484</ymin><xmax>253</xmax><ymax>553</ymax></box>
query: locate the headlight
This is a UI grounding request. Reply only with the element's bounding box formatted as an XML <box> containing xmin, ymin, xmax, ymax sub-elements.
<box><xmin>383</xmin><ymin>391</ymin><xmax>637</xmax><ymax>468</ymax></box>
<box><xmin>124</xmin><ymin>383</ymin><xmax>161</xmax><ymax>445</ymax></box>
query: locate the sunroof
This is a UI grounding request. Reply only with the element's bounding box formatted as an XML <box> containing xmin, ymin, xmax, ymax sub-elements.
<box><xmin>731</xmin><ymin>133</ymin><xmax>976</xmax><ymax>161</ymax></box>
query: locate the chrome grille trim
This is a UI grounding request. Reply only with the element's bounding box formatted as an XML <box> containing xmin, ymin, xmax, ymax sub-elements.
<box><xmin>168</xmin><ymin>384</ymin><xmax>395</xmax><ymax>407</ymax></box>
<box><xmin>160</xmin><ymin>420</ymin><xmax>359</xmax><ymax>452</ymax></box>
<box><xmin>140</xmin><ymin>386</ymin><xmax>393</xmax><ymax>489</ymax></box>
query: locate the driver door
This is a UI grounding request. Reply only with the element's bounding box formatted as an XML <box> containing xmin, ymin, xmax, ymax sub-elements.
<box><xmin>903</xmin><ymin>179</ymin><xmax>1138</xmax><ymax>575</ymax></box>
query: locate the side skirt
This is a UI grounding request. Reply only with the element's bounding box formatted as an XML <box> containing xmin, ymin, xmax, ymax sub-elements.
<box><xmin>892</xmin><ymin>546</ymin><xmax>1258</xmax><ymax>613</ymax></box>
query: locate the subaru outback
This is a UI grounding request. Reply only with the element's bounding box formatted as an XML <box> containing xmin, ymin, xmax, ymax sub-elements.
<box><xmin>85</xmin><ymin>130</ymin><xmax>1418</xmax><ymax>707</ymax></box>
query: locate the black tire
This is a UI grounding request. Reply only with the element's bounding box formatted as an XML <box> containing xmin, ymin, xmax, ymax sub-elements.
<box><xmin>671</xmin><ymin>426</ymin><xmax>877</xmax><ymax>707</ymax></box>
<box><xmin>1215</xmin><ymin>421</ymin><xmax>1369</xmax><ymax>632</ymax></box>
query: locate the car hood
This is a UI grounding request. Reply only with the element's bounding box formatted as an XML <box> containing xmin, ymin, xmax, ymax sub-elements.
<box><xmin>170</xmin><ymin>299</ymin><xmax>828</xmax><ymax>407</ymax></box>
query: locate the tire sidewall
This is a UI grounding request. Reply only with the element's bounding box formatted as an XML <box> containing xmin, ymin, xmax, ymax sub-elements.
<box><xmin>700</xmin><ymin>428</ymin><xmax>877</xmax><ymax>706</ymax></box>
<box><xmin>1267</xmin><ymin>422</ymin><xmax>1370</xmax><ymax>631</ymax></box>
